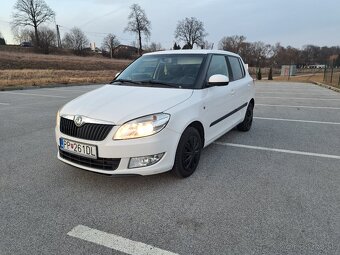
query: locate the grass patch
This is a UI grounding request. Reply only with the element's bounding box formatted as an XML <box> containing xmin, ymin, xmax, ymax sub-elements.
<box><xmin>0</xmin><ymin>51</ymin><xmax>132</xmax><ymax>88</ymax></box>
<box><xmin>273</xmin><ymin>72</ymin><xmax>340</xmax><ymax>89</ymax></box>
<box><xmin>0</xmin><ymin>69</ymin><xmax>116</xmax><ymax>89</ymax></box>
<box><xmin>0</xmin><ymin>51</ymin><xmax>131</xmax><ymax>71</ymax></box>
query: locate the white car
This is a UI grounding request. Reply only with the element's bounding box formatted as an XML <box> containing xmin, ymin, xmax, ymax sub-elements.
<box><xmin>55</xmin><ymin>50</ymin><xmax>255</xmax><ymax>177</ymax></box>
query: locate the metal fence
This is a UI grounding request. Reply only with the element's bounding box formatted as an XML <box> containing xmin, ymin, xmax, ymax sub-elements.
<box><xmin>323</xmin><ymin>67</ymin><xmax>340</xmax><ymax>88</ymax></box>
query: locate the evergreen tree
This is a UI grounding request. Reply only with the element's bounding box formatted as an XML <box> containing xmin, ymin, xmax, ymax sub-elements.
<box><xmin>173</xmin><ymin>42</ymin><xmax>181</xmax><ymax>50</ymax></box>
<box><xmin>0</xmin><ymin>37</ymin><xmax>6</xmax><ymax>45</ymax></box>
<box><xmin>257</xmin><ymin>68</ymin><xmax>262</xmax><ymax>80</ymax></box>
<box><xmin>182</xmin><ymin>43</ymin><xmax>192</xmax><ymax>50</ymax></box>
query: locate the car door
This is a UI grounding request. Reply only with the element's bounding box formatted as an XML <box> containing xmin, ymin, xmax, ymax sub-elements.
<box><xmin>227</xmin><ymin>56</ymin><xmax>251</xmax><ymax>122</ymax></box>
<box><xmin>227</xmin><ymin>56</ymin><xmax>249</xmax><ymax>124</ymax></box>
<box><xmin>201</xmin><ymin>54</ymin><xmax>238</xmax><ymax>145</ymax></box>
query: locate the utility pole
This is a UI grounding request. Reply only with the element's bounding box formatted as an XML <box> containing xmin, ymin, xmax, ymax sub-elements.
<box><xmin>56</xmin><ymin>24</ymin><xmax>62</xmax><ymax>48</ymax></box>
<box><xmin>53</xmin><ymin>16</ymin><xmax>62</xmax><ymax>48</ymax></box>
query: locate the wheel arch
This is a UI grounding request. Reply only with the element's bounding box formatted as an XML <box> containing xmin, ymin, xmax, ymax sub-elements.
<box><xmin>187</xmin><ymin>121</ymin><xmax>205</xmax><ymax>146</ymax></box>
<box><xmin>249</xmin><ymin>98</ymin><xmax>255</xmax><ymax>107</ymax></box>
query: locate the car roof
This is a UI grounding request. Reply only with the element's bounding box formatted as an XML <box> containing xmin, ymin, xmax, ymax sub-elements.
<box><xmin>143</xmin><ymin>49</ymin><xmax>240</xmax><ymax>58</ymax></box>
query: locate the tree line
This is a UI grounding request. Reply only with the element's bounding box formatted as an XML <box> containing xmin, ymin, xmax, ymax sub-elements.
<box><xmin>4</xmin><ymin>0</ymin><xmax>340</xmax><ymax>66</ymax></box>
<box><xmin>219</xmin><ymin>35</ymin><xmax>340</xmax><ymax>67</ymax></box>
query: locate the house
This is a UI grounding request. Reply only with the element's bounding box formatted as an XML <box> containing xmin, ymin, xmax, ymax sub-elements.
<box><xmin>113</xmin><ymin>45</ymin><xmax>140</xmax><ymax>59</ymax></box>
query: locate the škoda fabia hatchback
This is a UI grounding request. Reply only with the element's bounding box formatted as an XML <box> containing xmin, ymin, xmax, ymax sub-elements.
<box><xmin>56</xmin><ymin>50</ymin><xmax>255</xmax><ymax>177</ymax></box>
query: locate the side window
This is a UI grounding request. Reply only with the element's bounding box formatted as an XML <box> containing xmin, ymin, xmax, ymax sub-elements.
<box><xmin>228</xmin><ymin>56</ymin><xmax>245</xmax><ymax>81</ymax></box>
<box><xmin>207</xmin><ymin>55</ymin><xmax>229</xmax><ymax>79</ymax></box>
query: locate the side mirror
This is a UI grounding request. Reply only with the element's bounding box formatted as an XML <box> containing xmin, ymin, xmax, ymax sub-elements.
<box><xmin>114</xmin><ymin>72</ymin><xmax>120</xmax><ymax>78</ymax></box>
<box><xmin>208</xmin><ymin>74</ymin><xmax>229</xmax><ymax>86</ymax></box>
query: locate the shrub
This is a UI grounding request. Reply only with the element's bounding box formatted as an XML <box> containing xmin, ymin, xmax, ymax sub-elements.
<box><xmin>257</xmin><ymin>68</ymin><xmax>262</xmax><ymax>80</ymax></box>
<box><xmin>0</xmin><ymin>38</ymin><xmax>6</xmax><ymax>45</ymax></box>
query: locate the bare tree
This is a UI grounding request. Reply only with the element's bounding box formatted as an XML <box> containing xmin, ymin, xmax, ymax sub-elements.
<box><xmin>174</xmin><ymin>17</ymin><xmax>207</xmax><ymax>49</ymax></box>
<box><xmin>62</xmin><ymin>27</ymin><xmax>89</xmax><ymax>55</ymax></box>
<box><xmin>219</xmin><ymin>35</ymin><xmax>246</xmax><ymax>53</ymax></box>
<box><xmin>12</xmin><ymin>27</ymin><xmax>33</xmax><ymax>44</ymax></box>
<box><xmin>146</xmin><ymin>42</ymin><xmax>163</xmax><ymax>52</ymax></box>
<box><xmin>130</xmin><ymin>40</ymin><xmax>138</xmax><ymax>48</ymax></box>
<box><xmin>301</xmin><ymin>45</ymin><xmax>321</xmax><ymax>65</ymax></box>
<box><xmin>201</xmin><ymin>40</ymin><xmax>214</xmax><ymax>50</ymax></box>
<box><xmin>102</xmin><ymin>33</ymin><xmax>120</xmax><ymax>58</ymax></box>
<box><xmin>38</xmin><ymin>26</ymin><xmax>56</xmax><ymax>54</ymax></box>
<box><xmin>12</xmin><ymin>0</ymin><xmax>55</xmax><ymax>47</ymax></box>
<box><xmin>124</xmin><ymin>4</ymin><xmax>151</xmax><ymax>55</ymax></box>
<box><xmin>251</xmin><ymin>41</ymin><xmax>272</xmax><ymax>66</ymax></box>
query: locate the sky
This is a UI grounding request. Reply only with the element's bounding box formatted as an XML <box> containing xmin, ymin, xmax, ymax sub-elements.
<box><xmin>0</xmin><ymin>0</ymin><xmax>339</xmax><ymax>49</ymax></box>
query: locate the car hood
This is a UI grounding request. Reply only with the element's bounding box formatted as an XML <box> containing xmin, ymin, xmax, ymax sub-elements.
<box><xmin>61</xmin><ymin>84</ymin><xmax>193</xmax><ymax>125</ymax></box>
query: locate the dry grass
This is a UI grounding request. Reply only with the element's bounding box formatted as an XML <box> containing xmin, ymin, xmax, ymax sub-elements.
<box><xmin>273</xmin><ymin>72</ymin><xmax>340</xmax><ymax>89</ymax></box>
<box><xmin>0</xmin><ymin>51</ymin><xmax>132</xmax><ymax>88</ymax></box>
<box><xmin>274</xmin><ymin>73</ymin><xmax>325</xmax><ymax>83</ymax></box>
<box><xmin>0</xmin><ymin>51</ymin><xmax>131</xmax><ymax>71</ymax></box>
<box><xmin>0</xmin><ymin>69</ymin><xmax>117</xmax><ymax>89</ymax></box>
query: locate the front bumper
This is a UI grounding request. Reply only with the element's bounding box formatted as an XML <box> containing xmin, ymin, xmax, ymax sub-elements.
<box><xmin>55</xmin><ymin>125</ymin><xmax>181</xmax><ymax>176</ymax></box>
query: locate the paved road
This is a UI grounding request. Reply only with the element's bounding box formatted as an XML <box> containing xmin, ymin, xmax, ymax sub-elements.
<box><xmin>0</xmin><ymin>82</ymin><xmax>339</xmax><ymax>255</ymax></box>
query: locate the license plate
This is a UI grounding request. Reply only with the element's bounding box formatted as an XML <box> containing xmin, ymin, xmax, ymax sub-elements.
<box><xmin>59</xmin><ymin>138</ymin><xmax>97</xmax><ymax>159</ymax></box>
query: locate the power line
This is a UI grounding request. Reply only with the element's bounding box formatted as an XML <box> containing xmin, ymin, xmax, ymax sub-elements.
<box><xmin>58</xmin><ymin>25</ymin><xmax>132</xmax><ymax>41</ymax></box>
<box><xmin>80</xmin><ymin>8</ymin><xmax>121</xmax><ymax>27</ymax></box>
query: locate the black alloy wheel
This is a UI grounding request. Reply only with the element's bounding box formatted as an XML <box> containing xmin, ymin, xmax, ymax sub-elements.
<box><xmin>173</xmin><ymin>127</ymin><xmax>202</xmax><ymax>178</ymax></box>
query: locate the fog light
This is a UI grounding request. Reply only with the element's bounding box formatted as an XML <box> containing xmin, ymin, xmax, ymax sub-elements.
<box><xmin>128</xmin><ymin>153</ymin><xmax>165</xmax><ymax>169</ymax></box>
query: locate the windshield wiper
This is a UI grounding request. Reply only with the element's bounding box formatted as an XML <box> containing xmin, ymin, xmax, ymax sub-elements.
<box><xmin>140</xmin><ymin>80</ymin><xmax>180</xmax><ymax>88</ymax></box>
<box><xmin>110</xmin><ymin>79</ymin><xmax>141</xmax><ymax>85</ymax></box>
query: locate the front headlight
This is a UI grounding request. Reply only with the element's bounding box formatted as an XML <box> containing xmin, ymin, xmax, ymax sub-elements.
<box><xmin>113</xmin><ymin>113</ymin><xmax>170</xmax><ymax>140</ymax></box>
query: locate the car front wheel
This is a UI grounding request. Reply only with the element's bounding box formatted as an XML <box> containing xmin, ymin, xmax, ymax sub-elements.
<box><xmin>172</xmin><ymin>127</ymin><xmax>202</xmax><ymax>178</ymax></box>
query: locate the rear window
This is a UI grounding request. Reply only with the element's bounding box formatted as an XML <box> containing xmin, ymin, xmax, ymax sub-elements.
<box><xmin>228</xmin><ymin>56</ymin><xmax>245</xmax><ymax>81</ymax></box>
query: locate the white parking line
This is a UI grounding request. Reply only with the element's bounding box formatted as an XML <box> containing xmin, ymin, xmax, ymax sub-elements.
<box><xmin>68</xmin><ymin>225</ymin><xmax>179</xmax><ymax>255</ymax></box>
<box><xmin>256</xmin><ymin>86</ymin><xmax>320</xmax><ymax>88</ymax></box>
<box><xmin>0</xmin><ymin>91</ymin><xmax>67</xmax><ymax>98</ymax></box>
<box><xmin>214</xmin><ymin>142</ymin><xmax>340</xmax><ymax>160</ymax></box>
<box><xmin>0</xmin><ymin>102</ymin><xmax>10</xmax><ymax>105</ymax></box>
<box><xmin>256</xmin><ymin>104</ymin><xmax>340</xmax><ymax>110</ymax></box>
<box><xmin>255</xmin><ymin>89</ymin><xmax>328</xmax><ymax>93</ymax></box>
<box><xmin>44</xmin><ymin>88</ymin><xmax>93</xmax><ymax>93</ymax></box>
<box><xmin>257</xmin><ymin>96</ymin><xmax>340</xmax><ymax>101</ymax></box>
<box><xmin>256</xmin><ymin>91</ymin><xmax>338</xmax><ymax>96</ymax></box>
<box><xmin>254</xmin><ymin>117</ymin><xmax>340</xmax><ymax>125</ymax></box>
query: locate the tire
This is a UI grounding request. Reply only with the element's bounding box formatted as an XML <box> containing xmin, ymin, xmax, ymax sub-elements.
<box><xmin>172</xmin><ymin>127</ymin><xmax>202</xmax><ymax>178</ymax></box>
<box><xmin>237</xmin><ymin>102</ymin><xmax>254</xmax><ymax>132</ymax></box>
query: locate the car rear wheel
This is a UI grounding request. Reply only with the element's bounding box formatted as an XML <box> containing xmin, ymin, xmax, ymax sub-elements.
<box><xmin>237</xmin><ymin>102</ymin><xmax>254</xmax><ymax>132</ymax></box>
<box><xmin>172</xmin><ymin>127</ymin><xmax>202</xmax><ymax>178</ymax></box>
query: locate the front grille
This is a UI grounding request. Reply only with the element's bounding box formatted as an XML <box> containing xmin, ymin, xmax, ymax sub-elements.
<box><xmin>60</xmin><ymin>117</ymin><xmax>113</xmax><ymax>141</ymax></box>
<box><xmin>59</xmin><ymin>149</ymin><xmax>121</xmax><ymax>171</ymax></box>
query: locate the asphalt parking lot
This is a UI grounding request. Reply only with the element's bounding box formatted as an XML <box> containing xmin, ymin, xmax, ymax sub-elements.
<box><xmin>0</xmin><ymin>81</ymin><xmax>339</xmax><ymax>255</ymax></box>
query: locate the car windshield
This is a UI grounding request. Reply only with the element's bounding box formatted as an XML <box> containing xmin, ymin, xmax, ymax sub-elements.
<box><xmin>113</xmin><ymin>54</ymin><xmax>205</xmax><ymax>89</ymax></box>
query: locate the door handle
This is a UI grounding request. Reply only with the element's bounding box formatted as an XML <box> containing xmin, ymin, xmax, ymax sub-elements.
<box><xmin>231</xmin><ymin>89</ymin><xmax>235</xmax><ymax>95</ymax></box>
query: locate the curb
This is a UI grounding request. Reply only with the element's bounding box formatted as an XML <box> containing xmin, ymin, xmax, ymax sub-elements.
<box><xmin>312</xmin><ymin>82</ymin><xmax>340</xmax><ymax>93</ymax></box>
